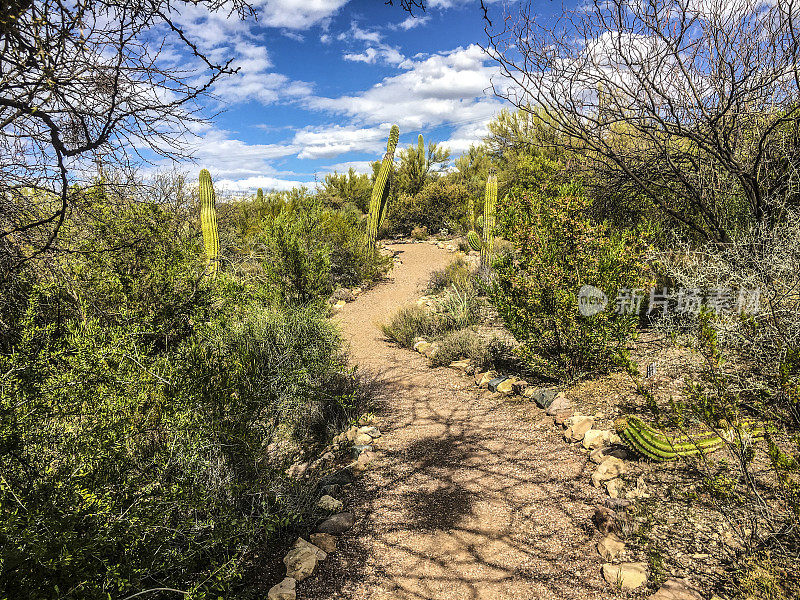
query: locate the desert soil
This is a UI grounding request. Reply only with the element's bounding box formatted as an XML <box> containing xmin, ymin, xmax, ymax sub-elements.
<box><xmin>303</xmin><ymin>242</ymin><xmax>621</xmax><ymax>600</ymax></box>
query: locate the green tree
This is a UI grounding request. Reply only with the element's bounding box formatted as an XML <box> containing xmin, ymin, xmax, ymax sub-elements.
<box><xmin>396</xmin><ymin>134</ymin><xmax>451</xmax><ymax>196</ymax></box>
<box><xmin>319</xmin><ymin>167</ymin><xmax>373</xmax><ymax>212</ymax></box>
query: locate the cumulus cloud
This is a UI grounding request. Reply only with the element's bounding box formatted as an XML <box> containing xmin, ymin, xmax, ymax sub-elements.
<box><xmin>213</xmin><ymin>175</ymin><xmax>306</xmax><ymax>193</ymax></box>
<box><xmin>343</xmin><ymin>46</ymin><xmax>406</xmax><ymax>66</ymax></box>
<box><xmin>293</xmin><ymin>125</ymin><xmax>390</xmax><ymax>159</ymax></box>
<box><xmin>259</xmin><ymin>0</ymin><xmax>350</xmax><ymax>30</ymax></box>
<box><xmin>309</xmin><ymin>44</ymin><xmax>504</xmax><ymax>133</ymax></box>
<box><xmin>392</xmin><ymin>15</ymin><xmax>431</xmax><ymax>30</ymax></box>
<box><xmin>322</xmin><ymin>160</ymin><xmax>375</xmax><ymax>174</ymax></box>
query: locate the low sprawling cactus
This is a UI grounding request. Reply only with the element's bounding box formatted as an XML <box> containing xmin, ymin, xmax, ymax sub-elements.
<box><xmin>366</xmin><ymin>124</ymin><xmax>400</xmax><ymax>249</ymax></box>
<box><xmin>467</xmin><ymin>230</ymin><xmax>482</xmax><ymax>251</ymax></box>
<box><xmin>616</xmin><ymin>415</ymin><xmax>763</xmax><ymax>462</ymax></box>
<box><xmin>480</xmin><ymin>170</ymin><xmax>497</xmax><ymax>273</ymax></box>
<box><xmin>199</xmin><ymin>169</ymin><xmax>219</xmax><ymax>274</ymax></box>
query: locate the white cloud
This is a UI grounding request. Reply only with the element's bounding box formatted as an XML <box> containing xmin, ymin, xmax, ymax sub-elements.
<box><xmin>392</xmin><ymin>15</ymin><xmax>431</xmax><ymax>30</ymax></box>
<box><xmin>258</xmin><ymin>0</ymin><xmax>350</xmax><ymax>30</ymax></box>
<box><xmin>337</xmin><ymin>22</ymin><xmax>383</xmax><ymax>43</ymax></box>
<box><xmin>179</xmin><ymin>128</ymin><xmax>299</xmax><ymax>179</ymax></box>
<box><xmin>293</xmin><ymin>125</ymin><xmax>390</xmax><ymax>159</ymax></box>
<box><xmin>309</xmin><ymin>45</ymin><xmax>505</xmax><ymax>133</ymax></box>
<box><xmin>214</xmin><ymin>175</ymin><xmax>305</xmax><ymax>193</ymax></box>
<box><xmin>322</xmin><ymin>160</ymin><xmax>375</xmax><ymax>174</ymax></box>
<box><xmin>343</xmin><ymin>46</ymin><xmax>406</xmax><ymax>66</ymax></box>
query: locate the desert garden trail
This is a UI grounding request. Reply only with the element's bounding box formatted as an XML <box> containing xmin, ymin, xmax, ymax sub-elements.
<box><xmin>301</xmin><ymin>241</ymin><xmax>619</xmax><ymax>600</ymax></box>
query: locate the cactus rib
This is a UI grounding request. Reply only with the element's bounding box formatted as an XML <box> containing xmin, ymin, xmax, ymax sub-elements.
<box><xmin>199</xmin><ymin>169</ymin><xmax>219</xmax><ymax>274</ymax></box>
<box><xmin>467</xmin><ymin>230</ymin><xmax>482</xmax><ymax>251</ymax></box>
<box><xmin>480</xmin><ymin>170</ymin><xmax>497</xmax><ymax>273</ymax></box>
<box><xmin>366</xmin><ymin>124</ymin><xmax>400</xmax><ymax>249</ymax></box>
<box><xmin>616</xmin><ymin>416</ymin><xmax>763</xmax><ymax>462</ymax></box>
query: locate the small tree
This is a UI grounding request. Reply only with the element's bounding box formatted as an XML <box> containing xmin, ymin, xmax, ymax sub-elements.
<box><xmin>485</xmin><ymin>0</ymin><xmax>800</xmax><ymax>242</ymax></box>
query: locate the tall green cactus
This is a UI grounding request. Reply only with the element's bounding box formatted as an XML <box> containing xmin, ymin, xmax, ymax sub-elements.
<box><xmin>616</xmin><ymin>415</ymin><xmax>764</xmax><ymax>462</ymax></box>
<box><xmin>256</xmin><ymin>187</ymin><xmax>264</xmax><ymax>203</ymax></box>
<box><xmin>366</xmin><ymin>124</ymin><xmax>399</xmax><ymax>249</ymax></box>
<box><xmin>480</xmin><ymin>169</ymin><xmax>497</xmax><ymax>273</ymax></box>
<box><xmin>199</xmin><ymin>169</ymin><xmax>219</xmax><ymax>274</ymax></box>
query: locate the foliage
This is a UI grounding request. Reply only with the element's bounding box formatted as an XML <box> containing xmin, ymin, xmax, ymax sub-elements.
<box><xmin>0</xmin><ymin>189</ymin><xmax>368</xmax><ymax>599</ymax></box>
<box><xmin>490</xmin><ymin>179</ymin><xmax>652</xmax><ymax>381</ymax></box>
<box><xmin>428</xmin><ymin>327</ymin><xmax>490</xmax><ymax>368</ymax></box>
<box><xmin>387</xmin><ymin>178</ymin><xmax>470</xmax><ymax>236</ymax></box>
<box><xmin>319</xmin><ymin>167</ymin><xmax>373</xmax><ymax>213</ymax></box>
<box><xmin>396</xmin><ymin>134</ymin><xmax>451</xmax><ymax>196</ymax></box>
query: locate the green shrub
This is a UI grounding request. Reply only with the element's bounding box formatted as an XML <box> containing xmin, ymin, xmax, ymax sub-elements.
<box><xmin>380</xmin><ymin>304</ymin><xmax>441</xmax><ymax>347</ymax></box>
<box><xmin>428</xmin><ymin>327</ymin><xmax>490</xmax><ymax>368</ymax></box>
<box><xmin>490</xmin><ymin>186</ymin><xmax>652</xmax><ymax>381</ymax></box>
<box><xmin>0</xmin><ymin>186</ymin><xmax>370</xmax><ymax>599</ymax></box>
<box><xmin>427</xmin><ymin>257</ymin><xmax>473</xmax><ymax>293</ymax></box>
<box><xmin>387</xmin><ymin>179</ymin><xmax>469</xmax><ymax>236</ymax></box>
<box><xmin>381</xmin><ymin>284</ymin><xmax>481</xmax><ymax>349</ymax></box>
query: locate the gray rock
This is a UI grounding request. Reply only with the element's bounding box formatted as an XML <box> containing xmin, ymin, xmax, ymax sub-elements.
<box><xmin>590</xmin><ymin>445</ymin><xmax>630</xmax><ymax>464</ymax></box>
<box><xmin>526</xmin><ymin>388</ymin><xmax>558</xmax><ymax>409</ymax></box>
<box><xmin>603</xmin><ymin>562</ymin><xmax>648</xmax><ymax>589</ymax></box>
<box><xmin>310</xmin><ymin>532</ymin><xmax>337</xmax><ymax>554</ymax></box>
<box><xmin>358</xmin><ymin>426</ymin><xmax>381</xmax><ymax>438</ymax></box>
<box><xmin>564</xmin><ymin>415</ymin><xmax>595</xmax><ymax>442</ymax></box>
<box><xmin>352</xmin><ymin>432</ymin><xmax>373</xmax><ymax>446</ymax></box>
<box><xmin>597</xmin><ymin>533</ymin><xmax>625</xmax><ymax>561</ymax></box>
<box><xmin>593</xmin><ymin>505</ymin><xmax>620</xmax><ymax>535</ymax></box>
<box><xmin>316</xmin><ymin>511</ymin><xmax>355</xmax><ymax>535</ymax></box>
<box><xmin>487</xmin><ymin>376</ymin><xmax>511</xmax><ymax>393</ymax></box>
<box><xmin>352</xmin><ymin>444</ymin><xmax>373</xmax><ymax>457</ymax></box>
<box><xmin>316</xmin><ymin>494</ymin><xmax>343</xmax><ymax>512</ymax></box>
<box><xmin>268</xmin><ymin>577</ymin><xmax>296</xmax><ymax>600</ymax></box>
<box><xmin>649</xmin><ymin>578</ymin><xmax>704</xmax><ymax>600</ymax></box>
<box><xmin>592</xmin><ymin>456</ymin><xmax>627</xmax><ymax>487</ymax></box>
<box><xmin>283</xmin><ymin>546</ymin><xmax>318</xmax><ymax>581</ymax></box>
<box><xmin>545</xmin><ymin>392</ymin><xmax>572</xmax><ymax>415</ymax></box>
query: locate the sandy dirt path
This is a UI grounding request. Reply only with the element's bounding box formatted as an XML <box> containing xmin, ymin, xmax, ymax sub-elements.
<box><xmin>303</xmin><ymin>242</ymin><xmax>619</xmax><ymax>600</ymax></box>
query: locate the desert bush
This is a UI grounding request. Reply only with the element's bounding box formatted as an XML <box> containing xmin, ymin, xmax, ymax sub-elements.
<box><xmin>490</xmin><ymin>184</ymin><xmax>652</xmax><ymax>381</ymax></box>
<box><xmin>410</xmin><ymin>225</ymin><xmax>428</xmax><ymax>240</ymax></box>
<box><xmin>428</xmin><ymin>327</ymin><xmax>490</xmax><ymax>367</ymax></box>
<box><xmin>0</xmin><ymin>186</ymin><xmax>369</xmax><ymax>599</ymax></box>
<box><xmin>648</xmin><ymin>215</ymin><xmax>800</xmax><ymax>587</ymax></box>
<box><xmin>387</xmin><ymin>179</ymin><xmax>469</xmax><ymax>236</ymax></box>
<box><xmin>381</xmin><ymin>283</ymin><xmax>481</xmax><ymax>348</ymax></box>
<box><xmin>427</xmin><ymin>257</ymin><xmax>473</xmax><ymax>293</ymax></box>
<box><xmin>380</xmin><ymin>304</ymin><xmax>441</xmax><ymax>347</ymax></box>
<box><xmin>254</xmin><ymin>199</ymin><xmax>389</xmax><ymax>305</ymax></box>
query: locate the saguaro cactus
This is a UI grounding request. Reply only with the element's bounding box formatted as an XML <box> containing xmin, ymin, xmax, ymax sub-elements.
<box><xmin>256</xmin><ymin>188</ymin><xmax>264</xmax><ymax>203</ymax></box>
<box><xmin>615</xmin><ymin>415</ymin><xmax>763</xmax><ymax>462</ymax></box>
<box><xmin>199</xmin><ymin>169</ymin><xmax>219</xmax><ymax>274</ymax></box>
<box><xmin>480</xmin><ymin>169</ymin><xmax>497</xmax><ymax>273</ymax></box>
<box><xmin>366</xmin><ymin>124</ymin><xmax>400</xmax><ymax>248</ymax></box>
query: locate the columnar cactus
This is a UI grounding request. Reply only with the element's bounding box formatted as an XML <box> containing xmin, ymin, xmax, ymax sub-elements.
<box><xmin>256</xmin><ymin>187</ymin><xmax>264</xmax><ymax>203</ymax></box>
<box><xmin>199</xmin><ymin>169</ymin><xmax>219</xmax><ymax>274</ymax></box>
<box><xmin>615</xmin><ymin>415</ymin><xmax>763</xmax><ymax>462</ymax></box>
<box><xmin>366</xmin><ymin>124</ymin><xmax>400</xmax><ymax>249</ymax></box>
<box><xmin>480</xmin><ymin>169</ymin><xmax>497</xmax><ymax>273</ymax></box>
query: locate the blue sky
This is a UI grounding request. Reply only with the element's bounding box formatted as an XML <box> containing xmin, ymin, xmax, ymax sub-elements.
<box><xmin>161</xmin><ymin>1</ymin><xmax>562</xmax><ymax>193</ymax></box>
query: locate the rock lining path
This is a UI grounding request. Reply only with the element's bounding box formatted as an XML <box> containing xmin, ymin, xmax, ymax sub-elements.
<box><xmin>305</xmin><ymin>242</ymin><xmax>620</xmax><ymax>600</ymax></box>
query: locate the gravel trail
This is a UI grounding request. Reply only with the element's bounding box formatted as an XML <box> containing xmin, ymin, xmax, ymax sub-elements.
<box><xmin>304</xmin><ymin>242</ymin><xmax>619</xmax><ymax>600</ymax></box>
